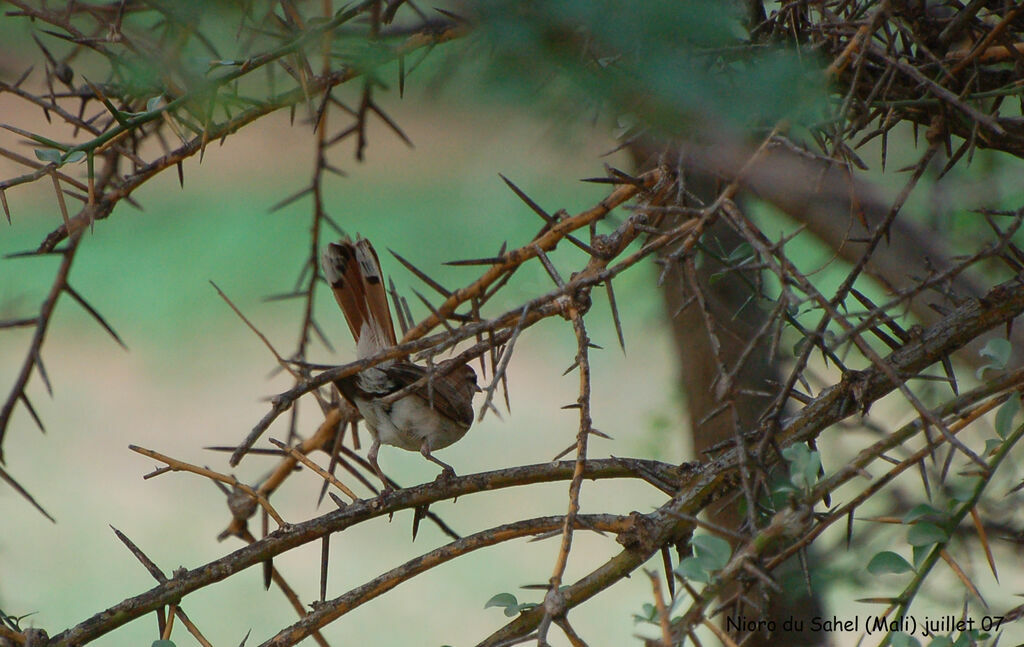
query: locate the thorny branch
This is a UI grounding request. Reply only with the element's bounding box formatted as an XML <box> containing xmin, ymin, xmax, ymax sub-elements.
<box><xmin>0</xmin><ymin>1</ymin><xmax>463</xmax><ymax>461</ymax></box>
<box><xmin>4</xmin><ymin>2</ymin><xmax>1024</xmax><ymax>647</ymax></box>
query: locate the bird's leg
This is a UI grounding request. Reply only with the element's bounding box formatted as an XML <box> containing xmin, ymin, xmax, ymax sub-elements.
<box><xmin>367</xmin><ymin>437</ymin><xmax>394</xmax><ymax>492</ymax></box>
<box><xmin>419</xmin><ymin>441</ymin><xmax>456</xmax><ymax>480</ymax></box>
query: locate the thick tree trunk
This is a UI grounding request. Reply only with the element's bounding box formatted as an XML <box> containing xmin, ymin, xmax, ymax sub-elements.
<box><xmin>636</xmin><ymin>149</ymin><xmax>828</xmax><ymax>646</ymax></box>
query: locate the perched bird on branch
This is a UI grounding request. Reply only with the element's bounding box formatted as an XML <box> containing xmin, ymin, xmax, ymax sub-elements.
<box><xmin>321</xmin><ymin>237</ymin><xmax>478</xmax><ymax>489</ymax></box>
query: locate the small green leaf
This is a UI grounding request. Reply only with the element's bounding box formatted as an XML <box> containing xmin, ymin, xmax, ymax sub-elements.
<box><xmin>633</xmin><ymin>602</ymin><xmax>658</xmax><ymax>624</ymax></box>
<box><xmin>866</xmin><ymin>551</ymin><xmax>913</xmax><ymax>575</ymax></box>
<box><xmin>976</xmin><ymin>338</ymin><xmax>1012</xmax><ymax>378</ymax></box>
<box><xmin>782</xmin><ymin>443</ymin><xmax>819</xmax><ymax>490</ymax></box>
<box><xmin>912</xmin><ymin>544</ymin><xmax>931</xmax><ymax>567</ymax></box>
<box><xmin>902</xmin><ymin>504</ymin><xmax>943</xmax><ymax>524</ymax></box>
<box><xmin>980</xmin><ymin>338</ymin><xmax>1012</xmax><ymax>367</ymax></box>
<box><xmin>907</xmin><ymin>522</ymin><xmax>948</xmax><ymax>547</ymax></box>
<box><xmin>147</xmin><ymin>95</ymin><xmax>165</xmax><ymax>112</ymax></box>
<box><xmin>692</xmin><ymin>534</ymin><xmax>731</xmax><ymax>571</ymax></box>
<box><xmin>995</xmin><ymin>393</ymin><xmax>1020</xmax><ymax>439</ymax></box>
<box><xmin>951</xmin><ymin>631</ymin><xmax>976</xmax><ymax>647</ymax></box>
<box><xmin>34</xmin><ymin>148</ymin><xmax>62</xmax><ymax>163</ymax></box>
<box><xmin>675</xmin><ymin>557</ymin><xmax>709</xmax><ymax>583</ymax></box>
<box><xmin>64</xmin><ymin>150</ymin><xmax>86</xmax><ymax>163</ymax></box>
<box><xmin>948</xmin><ymin>478</ymin><xmax>981</xmax><ymax>502</ymax></box>
<box><xmin>984</xmin><ymin>438</ymin><xmax>1002</xmax><ymax>455</ymax></box>
<box><xmin>928</xmin><ymin>636</ymin><xmax>953</xmax><ymax>647</ymax></box>
<box><xmin>803</xmin><ymin>450</ymin><xmax>822</xmax><ymax>488</ymax></box>
<box><xmin>484</xmin><ymin>593</ymin><xmax>518</xmax><ymax>610</ymax></box>
<box><xmin>890</xmin><ymin>631</ymin><xmax>921</xmax><ymax>647</ymax></box>
<box><xmin>485</xmin><ymin>593</ymin><xmax>535</xmax><ymax>617</ymax></box>
<box><xmin>726</xmin><ymin>242</ymin><xmax>754</xmax><ymax>264</ymax></box>
<box><xmin>781</xmin><ymin>442</ymin><xmax>809</xmax><ymax>464</ymax></box>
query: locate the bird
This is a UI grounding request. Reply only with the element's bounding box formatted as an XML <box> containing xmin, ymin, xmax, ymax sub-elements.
<box><xmin>320</xmin><ymin>236</ymin><xmax>479</xmax><ymax>489</ymax></box>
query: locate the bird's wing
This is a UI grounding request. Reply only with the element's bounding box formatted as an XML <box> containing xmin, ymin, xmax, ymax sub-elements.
<box><xmin>384</xmin><ymin>362</ymin><xmax>475</xmax><ymax>428</ymax></box>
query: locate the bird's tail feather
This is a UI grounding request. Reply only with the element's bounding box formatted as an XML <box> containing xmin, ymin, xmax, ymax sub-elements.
<box><xmin>321</xmin><ymin>237</ymin><xmax>397</xmax><ymax>358</ymax></box>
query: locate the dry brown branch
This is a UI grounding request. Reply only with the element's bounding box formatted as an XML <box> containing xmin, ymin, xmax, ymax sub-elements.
<box><xmin>129</xmin><ymin>444</ymin><xmax>286</xmax><ymax>527</ymax></box>
<box><xmin>268</xmin><ymin>437</ymin><xmax>359</xmax><ymax>502</ymax></box>
<box><xmin>263</xmin><ymin>514</ymin><xmax>631</xmax><ymax>647</ymax></box>
<box><xmin>110</xmin><ymin>527</ymin><xmax>216</xmax><ymax>647</ymax></box>
<box><xmin>539</xmin><ymin>304</ymin><xmax>593</xmax><ymax>644</ymax></box>
<box><xmin>47</xmin><ymin>459</ymin><xmax>673</xmax><ymax>646</ymax></box>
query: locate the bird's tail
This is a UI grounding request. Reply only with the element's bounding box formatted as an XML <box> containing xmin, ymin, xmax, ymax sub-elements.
<box><xmin>321</xmin><ymin>237</ymin><xmax>397</xmax><ymax>359</ymax></box>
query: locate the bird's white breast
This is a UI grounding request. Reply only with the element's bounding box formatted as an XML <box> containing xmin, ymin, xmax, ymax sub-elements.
<box><xmin>351</xmin><ymin>368</ymin><xmax>471</xmax><ymax>452</ymax></box>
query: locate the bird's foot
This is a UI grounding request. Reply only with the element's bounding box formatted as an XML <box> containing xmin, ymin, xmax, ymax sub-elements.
<box><xmin>434</xmin><ymin>466</ymin><xmax>456</xmax><ymax>482</ymax></box>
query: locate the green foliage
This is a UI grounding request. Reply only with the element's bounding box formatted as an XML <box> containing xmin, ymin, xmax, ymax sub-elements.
<box><xmin>33</xmin><ymin>148</ymin><xmax>85</xmax><ymax>166</ymax></box>
<box><xmin>975</xmin><ymin>338</ymin><xmax>1012</xmax><ymax>379</ymax></box>
<box><xmin>778</xmin><ymin>443</ymin><xmax>821</xmax><ymax>494</ymax></box>
<box><xmin>484</xmin><ymin>592</ymin><xmax>538</xmax><ymax>617</ymax></box>
<box><xmin>901</xmin><ymin>504</ymin><xmax>944</xmax><ymax>524</ymax></box>
<box><xmin>33</xmin><ymin>148</ymin><xmax>62</xmax><ymax>163</ymax></box>
<box><xmin>633</xmin><ymin>602</ymin><xmax>658</xmax><ymax>624</ymax></box>
<box><xmin>947</xmin><ymin>479</ymin><xmax>981</xmax><ymax>503</ymax></box>
<box><xmin>675</xmin><ymin>557</ymin><xmax>711</xmax><ymax>584</ymax></box>
<box><xmin>676</xmin><ymin>533</ymin><xmax>732</xmax><ymax>583</ymax></box>
<box><xmin>890</xmin><ymin>632</ymin><xmax>921</xmax><ymax>647</ymax></box>
<box><xmin>473</xmin><ymin>0</ymin><xmax>826</xmax><ymax>137</ymax></box>
<box><xmin>995</xmin><ymin>393</ymin><xmax>1020</xmax><ymax>438</ymax></box>
<box><xmin>906</xmin><ymin>522</ymin><xmax>948</xmax><ymax>547</ymax></box>
<box><xmin>691</xmin><ymin>534</ymin><xmax>732</xmax><ymax>571</ymax></box>
<box><xmin>866</xmin><ymin>551</ymin><xmax>914</xmax><ymax>575</ymax></box>
<box><xmin>911</xmin><ymin>544</ymin><xmax>931</xmax><ymax>568</ymax></box>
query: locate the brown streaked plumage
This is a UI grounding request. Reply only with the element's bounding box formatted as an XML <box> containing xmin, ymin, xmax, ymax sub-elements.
<box><xmin>321</xmin><ymin>237</ymin><xmax>478</xmax><ymax>488</ymax></box>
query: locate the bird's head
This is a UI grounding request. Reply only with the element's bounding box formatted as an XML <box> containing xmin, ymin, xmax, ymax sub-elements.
<box><xmin>457</xmin><ymin>363</ymin><xmax>481</xmax><ymax>393</ymax></box>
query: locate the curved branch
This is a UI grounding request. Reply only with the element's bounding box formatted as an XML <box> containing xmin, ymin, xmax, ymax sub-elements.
<box><xmin>263</xmin><ymin>514</ymin><xmax>631</xmax><ymax>647</ymax></box>
<box><xmin>47</xmin><ymin>458</ymin><xmax>680</xmax><ymax>647</ymax></box>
